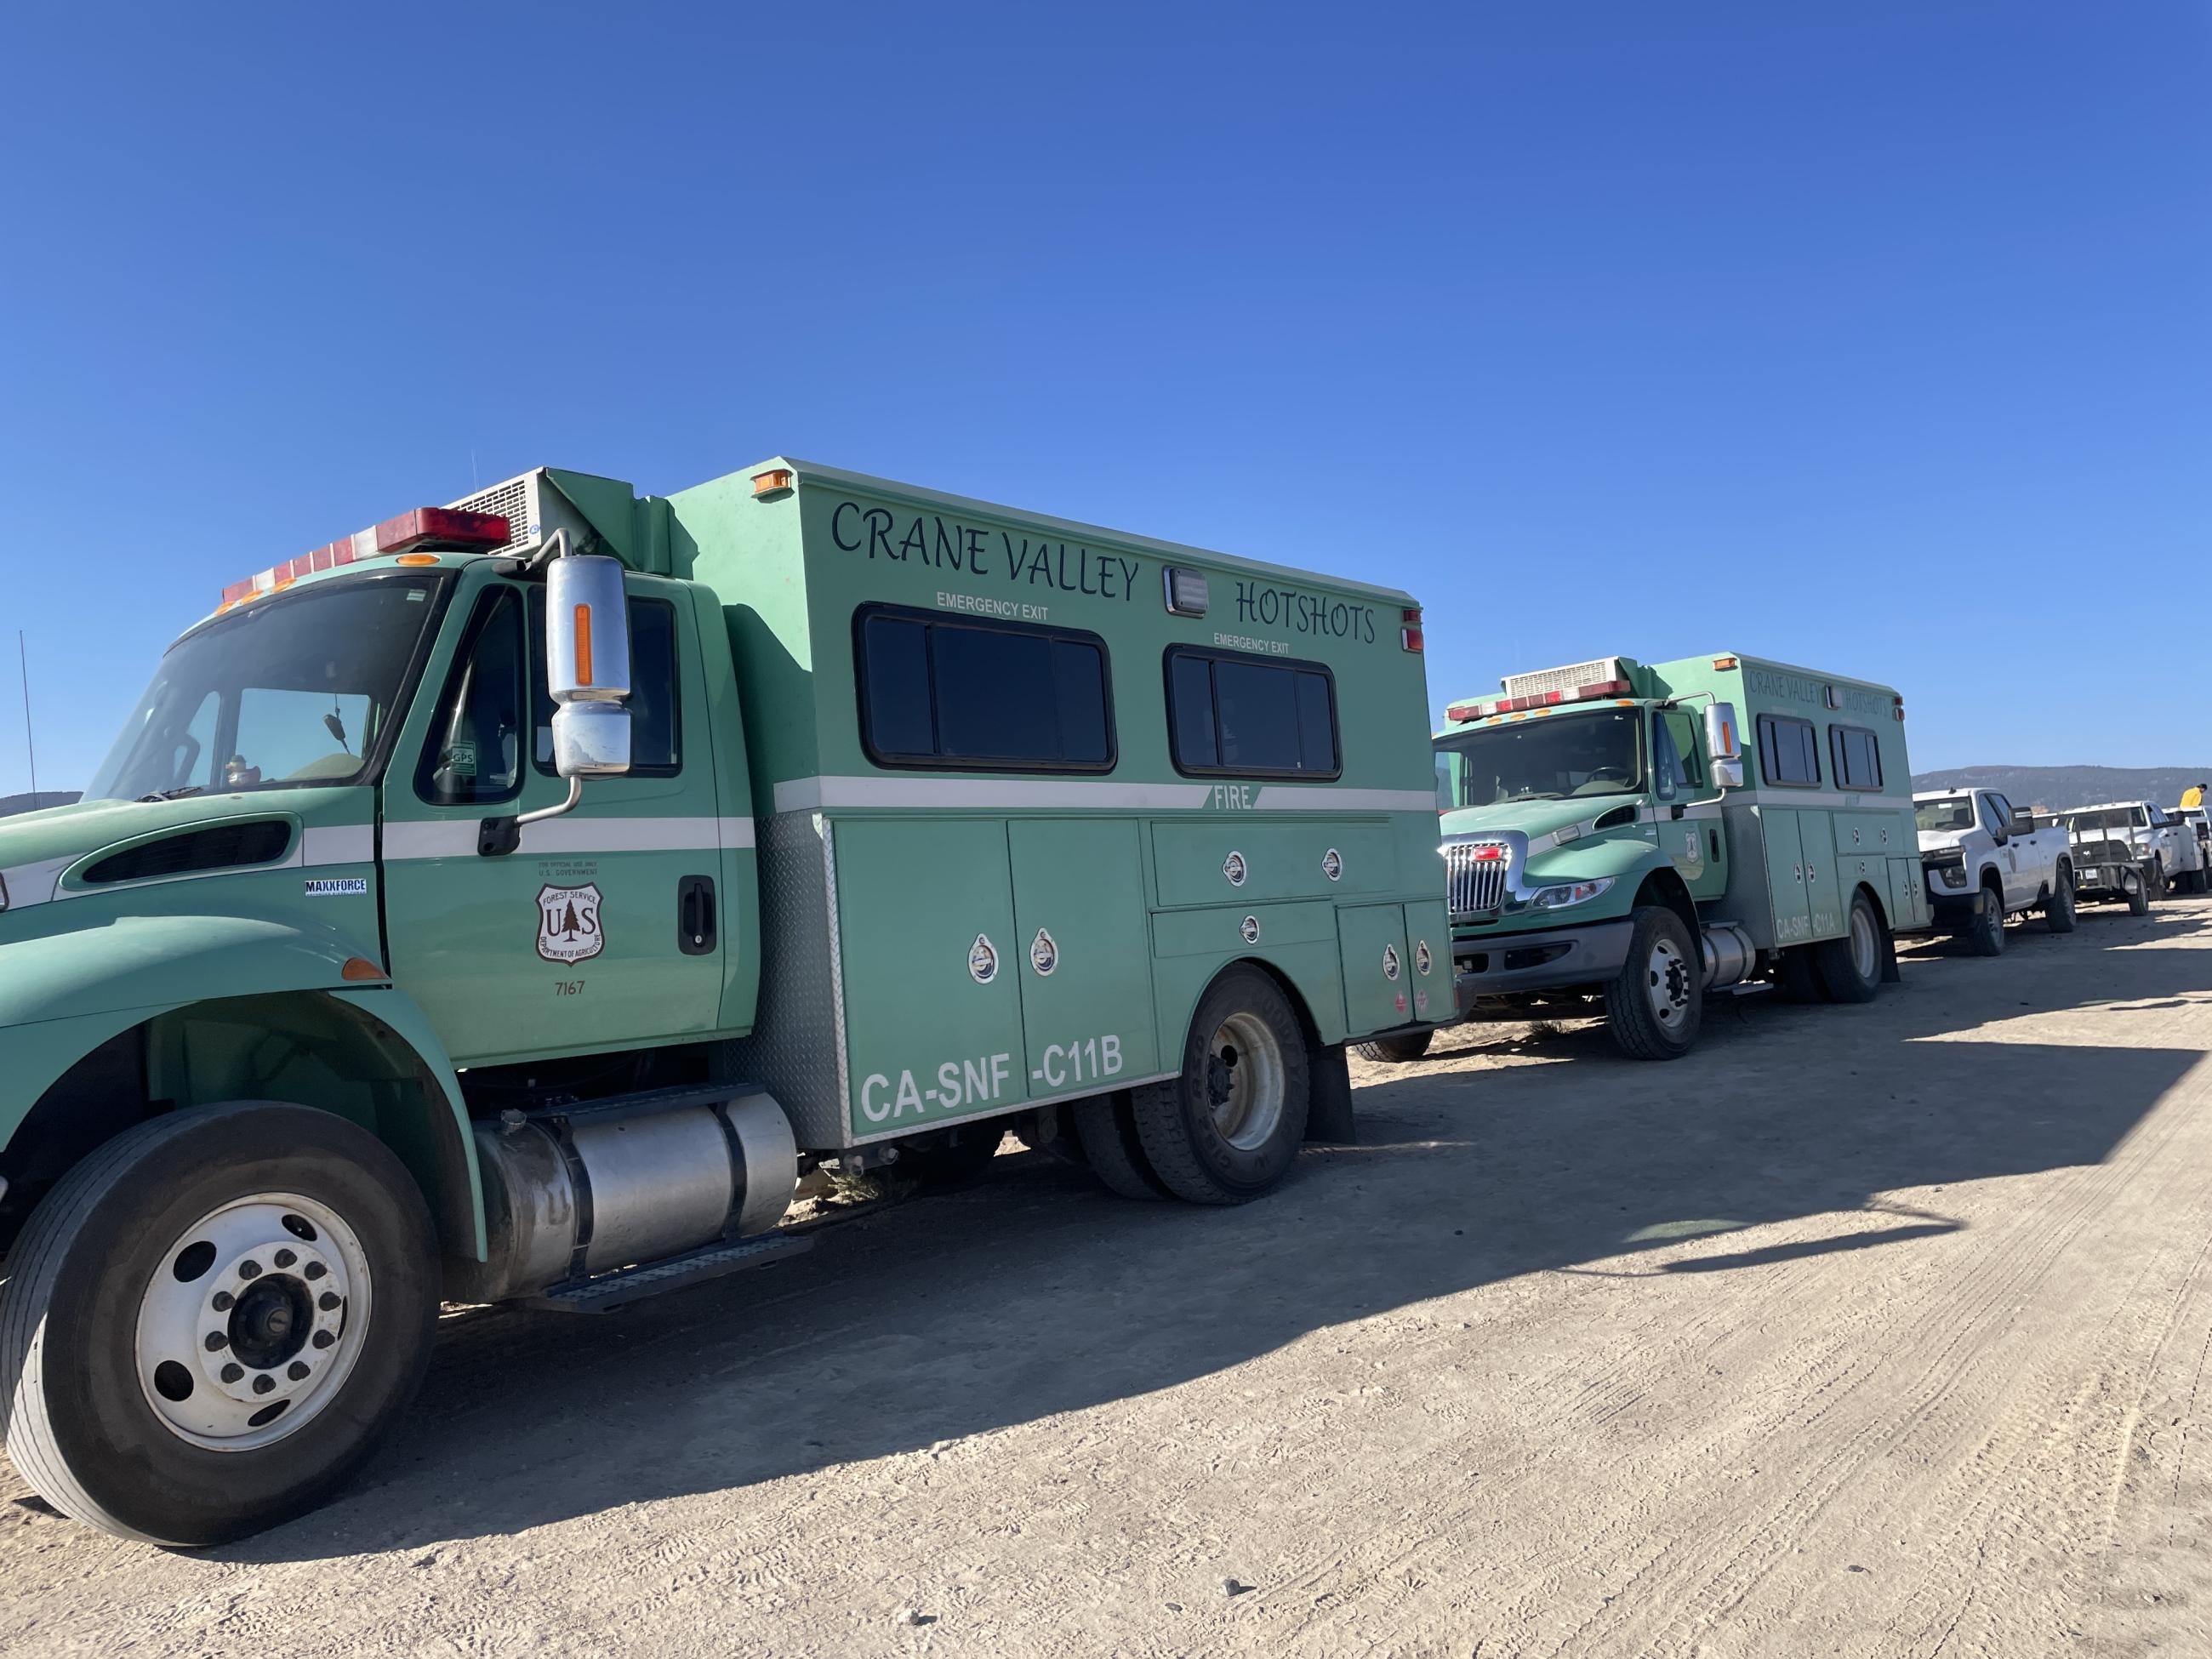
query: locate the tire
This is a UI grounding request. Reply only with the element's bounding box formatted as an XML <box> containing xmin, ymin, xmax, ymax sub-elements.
<box><xmin>1128</xmin><ymin>966</ymin><xmax>1311</xmax><ymax>1204</ymax></box>
<box><xmin>1815</xmin><ymin>890</ymin><xmax>1886</xmax><ymax>1003</ymax></box>
<box><xmin>1602</xmin><ymin>905</ymin><xmax>1702</xmax><ymax>1060</ymax></box>
<box><xmin>2044</xmin><ymin>865</ymin><xmax>2078</xmax><ymax>933</ymax></box>
<box><xmin>1352</xmin><ymin>1029</ymin><xmax>1434</xmax><ymax>1063</ymax></box>
<box><xmin>1966</xmin><ymin>883</ymin><xmax>2006</xmax><ymax>955</ymax></box>
<box><xmin>2152</xmin><ymin>858</ymin><xmax>2169</xmax><ymax>901</ymax></box>
<box><xmin>1070</xmin><ymin>1092</ymin><xmax>1166</xmax><ymax>1200</ymax></box>
<box><xmin>2128</xmin><ymin>870</ymin><xmax>2152</xmax><ymax>915</ymax></box>
<box><xmin>0</xmin><ymin>1102</ymin><xmax>438</xmax><ymax>1547</ymax></box>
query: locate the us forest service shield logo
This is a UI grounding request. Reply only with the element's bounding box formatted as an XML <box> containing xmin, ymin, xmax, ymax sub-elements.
<box><xmin>536</xmin><ymin>883</ymin><xmax>604</xmax><ymax>964</ymax></box>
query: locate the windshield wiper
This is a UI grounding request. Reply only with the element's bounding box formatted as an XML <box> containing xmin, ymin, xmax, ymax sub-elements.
<box><xmin>135</xmin><ymin>786</ymin><xmax>203</xmax><ymax>802</ymax></box>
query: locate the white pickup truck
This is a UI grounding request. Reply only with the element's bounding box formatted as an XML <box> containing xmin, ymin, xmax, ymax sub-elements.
<box><xmin>1913</xmin><ymin>788</ymin><xmax>2077</xmax><ymax>954</ymax></box>
<box><xmin>2059</xmin><ymin>801</ymin><xmax>2205</xmax><ymax>900</ymax></box>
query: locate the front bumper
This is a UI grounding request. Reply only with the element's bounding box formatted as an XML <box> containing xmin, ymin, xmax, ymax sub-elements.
<box><xmin>1453</xmin><ymin>918</ymin><xmax>1635</xmax><ymax>1011</ymax></box>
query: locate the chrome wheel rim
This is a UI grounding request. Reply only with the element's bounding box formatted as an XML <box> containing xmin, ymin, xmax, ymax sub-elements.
<box><xmin>1849</xmin><ymin>904</ymin><xmax>1879</xmax><ymax>980</ymax></box>
<box><xmin>1646</xmin><ymin>936</ymin><xmax>1693</xmax><ymax>1028</ymax></box>
<box><xmin>1206</xmin><ymin>1012</ymin><xmax>1286</xmax><ymax>1150</ymax></box>
<box><xmin>134</xmin><ymin>1192</ymin><xmax>372</xmax><ymax>1451</ymax></box>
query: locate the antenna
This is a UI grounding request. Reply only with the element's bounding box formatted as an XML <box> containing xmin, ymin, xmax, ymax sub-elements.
<box><xmin>17</xmin><ymin>630</ymin><xmax>36</xmax><ymax>798</ymax></box>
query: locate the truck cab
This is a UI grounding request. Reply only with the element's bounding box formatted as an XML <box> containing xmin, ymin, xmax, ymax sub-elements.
<box><xmin>0</xmin><ymin>460</ymin><xmax>1446</xmax><ymax>1546</ymax></box>
<box><xmin>1425</xmin><ymin>653</ymin><xmax>1929</xmax><ymax>1062</ymax></box>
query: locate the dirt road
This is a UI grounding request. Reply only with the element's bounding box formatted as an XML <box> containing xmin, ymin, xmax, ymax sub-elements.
<box><xmin>9</xmin><ymin>899</ymin><xmax>2212</xmax><ymax>1657</ymax></box>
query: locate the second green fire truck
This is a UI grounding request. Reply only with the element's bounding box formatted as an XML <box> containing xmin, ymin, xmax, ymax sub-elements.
<box><xmin>1412</xmin><ymin>653</ymin><xmax>1930</xmax><ymax>1063</ymax></box>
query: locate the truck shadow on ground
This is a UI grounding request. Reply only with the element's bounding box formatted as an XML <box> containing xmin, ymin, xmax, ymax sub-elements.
<box><xmin>218</xmin><ymin>905</ymin><xmax>2212</xmax><ymax>1562</ymax></box>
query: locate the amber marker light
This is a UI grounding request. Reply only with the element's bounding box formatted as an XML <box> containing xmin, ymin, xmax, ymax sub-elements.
<box><xmin>395</xmin><ymin>553</ymin><xmax>440</xmax><ymax>566</ymax></box>
<box><xmin>340</xmin><ymin>957</ymin><xmax>388</xmax><ymax>982</ymax></box>
<box><xmin>573</xmin><ymin>604</ymin><xmax>595</xmax><ymax>687</ymax></box>
<box><xmin>752</xmin><ymin>468</ymin><xmax>795</xmax><ymax>496</ymax></box>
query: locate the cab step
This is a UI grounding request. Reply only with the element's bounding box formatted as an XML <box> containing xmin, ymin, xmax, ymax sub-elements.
<box><xmin>522</xmin><ymin>1230</ymin><xmax>813</xmax><ymax>1314</ymax></box>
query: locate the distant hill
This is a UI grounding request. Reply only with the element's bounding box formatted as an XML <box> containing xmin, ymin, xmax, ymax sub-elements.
<box><xmin>1910</xmin><ymin>767</ymin><xmax>2212</xmax><ymax>812</ymax></box>
<box><xmin>0</xmin><ymin>790</ymin><xmax>79</xmax><ymax>818</ymax></box>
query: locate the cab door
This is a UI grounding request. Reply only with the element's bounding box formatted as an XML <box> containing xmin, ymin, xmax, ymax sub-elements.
<box><xmin>379</xmin><ymin>571</ymin><xmax>729</xmax><ymax>1069</ymax></box>
<box><xmin>1656</xmin><ymin>710</ymin><xmax>1726</xmax><ymax>901</ymax></box>
<box><xmin>1007</xmin><ymin>819</ymin><xmax>1160</xmax><ymax>1096</ymax></box>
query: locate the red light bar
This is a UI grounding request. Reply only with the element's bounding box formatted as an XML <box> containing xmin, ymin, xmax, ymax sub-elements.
<box><xmin>219</xmin><ymin>505</ymin><xmax>511</xmax><ymax>606</ymax></box>
<box><xmin>1445</xmin><ymin>701</ymin><xmax>1484</xmax><ymax>722</ymax></box>
<box><xmin>374</xmin><ymin>506</ymin><xmax>510</xmax><ymax>554</ymax></box>
<box><xmin>1467</xmin><ymin>677</ymin><xmax>1634</xmax><ymax>719</ymax></box>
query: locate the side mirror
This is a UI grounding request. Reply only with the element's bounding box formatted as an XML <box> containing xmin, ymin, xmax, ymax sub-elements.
<box><xmin>1705</xmin><ymin>700</ymin><xmax>1744</xmax><ymax>790</ymax></box>
<box><xmin>544</xmin><ymin>555</ymin><xmax>633</xmax><ymax>778</ymax></box>
<box><xmin>2010</xmin><ymin>810</ymin><xmax>2034</xmax><ymax>835</ymax></box>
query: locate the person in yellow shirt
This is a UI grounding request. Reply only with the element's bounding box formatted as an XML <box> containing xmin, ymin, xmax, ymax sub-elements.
<box><xmin>2183</xmin><ymin>784</ymin><xmax>2207</xmax><ymax>808</ymax></box>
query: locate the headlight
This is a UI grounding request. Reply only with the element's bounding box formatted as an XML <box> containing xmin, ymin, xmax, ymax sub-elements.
<box><xmin>1530</xmin><ymin>876</ymin><xmax>1614</xmax><ymax>910</ymax></box>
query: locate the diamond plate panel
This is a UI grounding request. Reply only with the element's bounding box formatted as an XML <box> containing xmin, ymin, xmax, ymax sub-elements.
<box><xmin>715</xmin><ymin>811</ymin><xmax>853</xmax><ymax>1148</ymax></box>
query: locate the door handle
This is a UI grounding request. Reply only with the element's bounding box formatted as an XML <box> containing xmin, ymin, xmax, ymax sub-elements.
<box><xmin>677</xmin><ymin>875</ymin><xmax>717</xmax><ymax>955</ymax></box>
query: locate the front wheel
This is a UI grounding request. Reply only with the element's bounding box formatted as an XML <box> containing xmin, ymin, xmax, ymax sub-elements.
<box><xmin>1815</xmin><ymin>890</ymin><xmax>1887</xmax><ymax>1002</ymax></box>
<box><xmin>1966</xmin><ymin>886</ymin><xmax>2006</xmax><ymax>955</ymax></box>
<box><xmin>1128</xmin><ymin>966</ymin><xmax>1311</xmax><ymax>1203</ymax></box>
<box><xmin>2152</xmin><ymin>858</ymin><xmax>2169</xmax><ymax>901</ymax></box>
<box><xmin>0</xmin><ymin>1102</ymin><xmax>438</xmax><ymax>1546</ymax></box>
<box><xmin>1604</xmin><ymin>906</ymin><xmax>1702</xmax><ymax>1060</ymax></box>
<box><xmin>2044</xmin><ymin>866</ymin><xmax>2078</xmax><ymax>933</ymax></box>
<box><xmin>2128</xmin><ymin>869</ymin><xmax>2152</xmax><ymax>915</ymax></box>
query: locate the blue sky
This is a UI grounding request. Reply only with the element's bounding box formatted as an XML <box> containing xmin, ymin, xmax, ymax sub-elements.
<box><xmin>2</xmin><ymin>2</ymin><xmax>2205</xmax><ymax>795</ymax></box>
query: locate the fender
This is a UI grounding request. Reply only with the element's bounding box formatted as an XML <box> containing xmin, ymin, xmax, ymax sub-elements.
<box><xmin>0</xmin><ymin>913</ymin><xmax>485</xmax><ymax>1258</ymax></box>
<box><xmin>1521</xmin><ymin>833</ymin><xmax>1676</xmax><ymax>898</ymax></box>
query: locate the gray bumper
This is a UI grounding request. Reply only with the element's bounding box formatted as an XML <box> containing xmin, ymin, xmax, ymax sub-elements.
<box><xmin>1454</xmin><ymin>918</ymin><xmax>1636</xmax><ymax>1011</ymax></box>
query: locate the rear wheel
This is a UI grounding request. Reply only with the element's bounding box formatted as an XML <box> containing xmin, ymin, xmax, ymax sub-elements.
<box><xmin>1603</xmin><ymin>906</ymin><xmax>1702</xmax><ymax>1060</ymax></box>
<box><xmin>1815</xmin><ymin>891</ymin><xmax>1886</xmax><ymax>1002</ymax></box>
<box><xmin>2152</xmin><ymin>857</ymin><xmax>2169</xmax><ymax>900</ymax></box>
<box><xmin>2044</xmin><ymin>866</ymin><xmax>2078</xmax><ymax>933</ymax></box>
<box><xmin>1776</xmin><ymin>946</ymin><xmax>1827</xmax><ymax>1002</ymax></box>
<box><xmin>1966</xmin><ymin>884</ymin><xmax>2006</xmax><ymax>955</ymax></box>
<box><xmin>1070</xmin><ymin>1092</ymin><xmax>1166</xmax><ymax>1200</ymax></box>
<box><xmin>0</xmin><ymin>1102</ymin><xmax>437</xmax><ymax>1546</ymax></box>
<box><xmin>1129</xmin><ymin>966</ymin><xmax>1311</xmax><ymax>1204</ymax></box>
<box><xmin>1353</xmin><ymin>1029</ymin><xmax>1434</xmax><ymax>1063</ymax></box>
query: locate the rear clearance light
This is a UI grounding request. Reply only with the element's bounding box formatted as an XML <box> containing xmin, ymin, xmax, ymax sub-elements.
<box><xmin>1713</xmin><ymin>655</ymin><xmax>1739</xmax><ymax>670</ymax></box>
<box><xmin>219</xmin><ymin>505</ymin><xmax>510</xmax><ymax>606</ymax></box>
<box><xmin>1401</xmin><ymin>607</ymin><xmax>1423</xmax><ymax>653</ymax></box>
<box><xmin>1894</xmin><ymin>695</ymin><xmax>1907</xmax><ymax>721</ymax></box>
<box><xmin>1460</xmin><ymin>677</ymin><xmax>1633</xmax><ymax>719</ymax></box>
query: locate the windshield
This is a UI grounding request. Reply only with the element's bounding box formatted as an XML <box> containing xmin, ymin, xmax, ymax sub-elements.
<box><xmin>2061</xmin><ymin>807</ymin><xmax>2143</xmax><ymax>835</ymax></box>
<box><xmin>1434</xmin><ymin>708</ymin><xmax>1645</xmax><ymax>809</ymax></box>
<box><xmin>1913</xmin><ymin>797</ymin><xmax>1975</xmax><ymax>833</ymax></box>
<box><xmin>85</xmin><ymin>575</ymin><xmax>445</xmax><ymax>804</ymax></box>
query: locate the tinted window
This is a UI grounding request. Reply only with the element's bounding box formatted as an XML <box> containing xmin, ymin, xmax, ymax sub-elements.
<box><xmin>1756</xmin><ymin>714</ymin><xmax>1820</xmax><ymax>788</ymax></box>
<box><xmin>1169</xmin><ymin>654</ymin><xmax>1217</xmax><ymax>768</ymax></box>
<box><xmin>529</xmin><ymin>593</ymin><xmax>681</xmax><ymax>776</ymax></box>
<box><xmin>1829</xmin><ymin>724</ymin><xmax>1883</xmax><ymax>791</ymax></box>
<box><xmin>1165</xmin><ymin>648</ymin><xmax>1339</xmax><ymax>778</ymax></box>
<box><xmin>855</xmin><ymin>607</ymin><xmax>1113</xmax><ymax>771</ymax></box>
<box><xmin>419</xmin><ymin>588</ymin><xmax>527</xmax><ymax>805</ymax></box>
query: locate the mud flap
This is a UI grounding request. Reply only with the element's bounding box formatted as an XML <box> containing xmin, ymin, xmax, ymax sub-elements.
<box><xmin>1304</xmin><ymin>1042</ymin><xmax>1356</xmax><ymax>1144</ymax></box>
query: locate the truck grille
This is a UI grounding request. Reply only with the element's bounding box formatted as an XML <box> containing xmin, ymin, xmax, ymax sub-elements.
<box><xmin>1445</xmin><ymin>841</ymin><xmax>1510</xmax><ymax>917</ymax></box>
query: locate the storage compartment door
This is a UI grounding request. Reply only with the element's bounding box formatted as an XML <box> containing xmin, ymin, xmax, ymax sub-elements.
<box><xmin>1007</xmin><ymin>819</ymin><xmax>1160</xmax><ymax>1097</ymax></box>
<box><xmin>1337</xmin><ymin>903</ymin><xmax>1414</xmax><ymax>1036</ymax></box>
<box><xmin>1762</xmin><ymin>808</ymin><xmax>1813</xmax><ymax>947</ymax></box>
<box><xmin>1799</xmin><ymin>812</ymin><xmax>1844</xmax><ymax>941</ymax></box>
<box><xmin>833</xmin><ymin>818</ymin><xmax>1026</xmax><ymax>1137</ymax></box>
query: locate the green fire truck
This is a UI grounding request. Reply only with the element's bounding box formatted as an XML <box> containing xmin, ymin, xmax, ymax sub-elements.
<box><xmin>0</xmin><ymin>460</ymin><xmax>1446</xmax><ymax>1544</ymax></box>
<box><xmin>1409</xmin><ymin>653</ymin><xmax>1930</xmax><ymax>1063</ymax></box>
